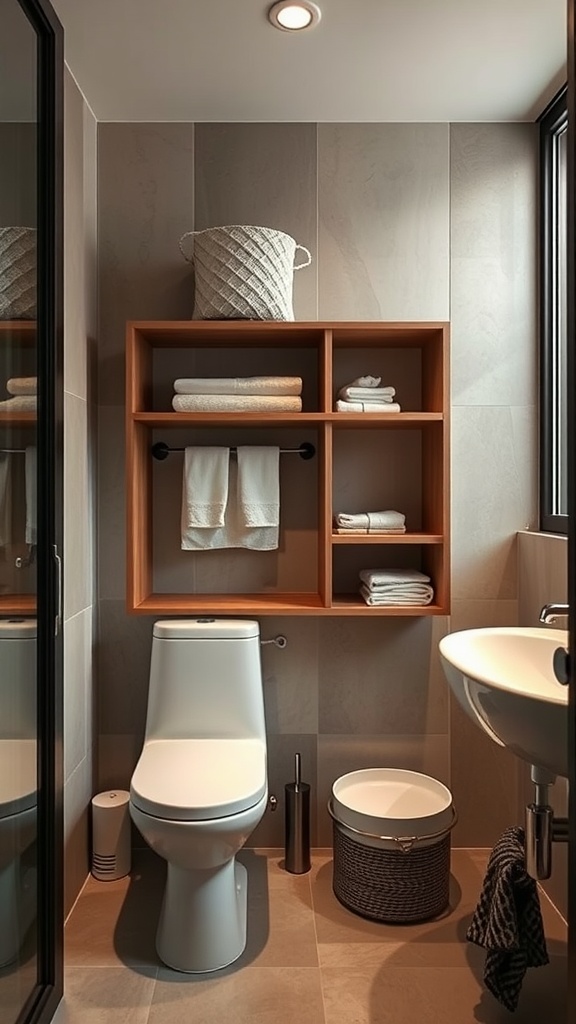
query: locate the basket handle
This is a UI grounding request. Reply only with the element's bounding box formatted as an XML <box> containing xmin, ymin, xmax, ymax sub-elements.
<box><xmin>294</xmin><ymin>244</ymin><xmax>312</xmax><ymax>271</ymax></box>
<box><xmin>178</xmin><ymin>231</ymin><xmax>195</xmax><ymax>263</ymax></box>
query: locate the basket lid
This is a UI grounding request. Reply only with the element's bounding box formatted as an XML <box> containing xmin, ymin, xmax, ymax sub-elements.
<box><xmin>331</xmin><ymin>768</ymin><xmax>453</xmax><ymax>839</ymax></box>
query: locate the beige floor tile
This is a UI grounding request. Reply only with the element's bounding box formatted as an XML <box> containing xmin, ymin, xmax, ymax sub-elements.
<box><xmin>320</xmin><ymin>957</ymin><xmax>567</xmax><ymax>1024</ymax></box>
<box><xmin>149</xmin><ymin>967</ymin><xmax>326</xmax><ymax>1024</ymax></box>
<box><xmin>64</xmin><ymin>850</ymin><xmax>165</xmax><ymax>968</ymax></box>
<box><xmin>52</xmin><ymin>967</ymin><xmax>157</xmax><ymax>1024</ymax></box>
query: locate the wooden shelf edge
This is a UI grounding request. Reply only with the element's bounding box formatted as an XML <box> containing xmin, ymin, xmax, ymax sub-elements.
<box><xmin>0</xmin><ymin>594</ymin><xmax>36</xmax><ymax>614</ymax></box>
<box><xmin>331</xmin><ymin>533</ymin><xmax>443</xmax><ymax>545</ymax></box>
<box><xmin>132</xmin><ymin>411</ymin><xmax>443</xmax><ymax>424</ymax></box>
<box><xmin>127</xmin><ymin>594</ymin><xmax>448</xmax><ymax>617</ymax></box>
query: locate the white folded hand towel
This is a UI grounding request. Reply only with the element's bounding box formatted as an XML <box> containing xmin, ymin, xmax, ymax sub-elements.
<box><xmin>0</xmin><ymin>453</ymin><xmax>12</xmax><ymax>547</ymax></box>
<box><xmin>347</xmin><ymin>375</ymin><xmax>381</xmax><ymax>388</ymax></box>
<box><xmin>182</xmin><ymin>447</ymin><xmax>229</xmax><ymax>529</ymax></box>
<box><xmin>335</xmin><ymin>399</ymin><xmax>401</xmax><ymax>413</ymax></box>
<box><xmin>173</xmin><ymin>394</ymin><xmax>302</xmax><ymax>413</ymax></box>
<box><xmin>25</xmin><ymin>445</ymin><xmax>36</xmax><ymax>546</ymax></box>
<box><xmin>338</xmin><ymin>386</ymin><xmax>396</xmax><ymax>401</ymax></box>
<box><xmin>335</xmin><ymin>510</ymin><xmax>406</xmax><ymax>531</ymax></box>
<box><xmin>0</xmin><ymin>395</ymin><xmax>37</xmax><ymax>412</ymax></box>
<box><xmin>174</xmin><ymin>376</ymin><xmax>302</xmax><ymax>396</ymax></box>
<box><xmin>360</xmin><ymin>584</ymin><xmax>434</xmax><ymax>606</ymax></box>
<box><xmin>359</xmin><ymin>568</ymin><xmax>431</xmax><ymax>590</ymax></box>
<box><xmin>7</xmin><ymin>377</ymin><xmax>37</xmax><ymax>396</ymax></box>
<box><xmin>237</xmin><ymin>446</ymin><xmax>280</xmax><ymax>529</ymax></box>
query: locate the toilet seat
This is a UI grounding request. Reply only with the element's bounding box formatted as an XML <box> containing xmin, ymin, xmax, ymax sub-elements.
<box><xmin>0</xmin><ymin>740</ymin><xmax>37</xmax><ymax>817</ymax></box>
<box><xmin>130</xmin><ymin>738</ymin><xmax>267</xmax><ymax>821</ymax></box>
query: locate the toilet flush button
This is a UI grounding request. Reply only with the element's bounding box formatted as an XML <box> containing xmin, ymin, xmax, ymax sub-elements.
<box><xmin>196</xmin><ymin>618</ymin><xmax>215</xmax><ymax>623</ymax></box>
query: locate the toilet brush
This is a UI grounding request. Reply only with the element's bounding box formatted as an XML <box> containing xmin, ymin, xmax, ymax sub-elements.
<box><xmin>284</xmin><ymin>752</ymin><xmax>311</xmax><ymax>874</ymax></box>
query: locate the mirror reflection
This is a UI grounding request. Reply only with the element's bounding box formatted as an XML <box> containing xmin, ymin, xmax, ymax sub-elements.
<box><xmin>0</xmin><ymin>0</ymin><xmax>38</xmax><ymax>1020</ymax></box>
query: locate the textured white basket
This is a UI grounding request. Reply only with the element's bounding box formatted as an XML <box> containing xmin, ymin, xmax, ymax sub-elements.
<box><xmin>179</xmin><ymin>224</ymin><xmax>312</xmax><ymax>321</ymax></box>
<box><xmin>0</xmin><ymin>227</ymin><xmax>37</xmax><ymax>321</ymax></box>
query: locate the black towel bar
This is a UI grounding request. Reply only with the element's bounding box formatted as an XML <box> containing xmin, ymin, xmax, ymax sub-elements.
<box><xmin>151</xmin><ymin>441</ymin><xmax>316</xmax><ymax>461</ymax></box>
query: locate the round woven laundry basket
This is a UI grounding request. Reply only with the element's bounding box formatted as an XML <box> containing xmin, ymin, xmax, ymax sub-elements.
<box><xmin>179</xmin><ymin>224</ymin><xmax>312</xmax><ymax>321</ymax></box>
<box><xmin>329</xmin><ymin>768</ymin><xmax>457</xmax><ymax>924</ymax></box>
<box><xmin>0</xmin><ymin>227</ymin><xmax>37</xmax><ymax>320</ymax></box>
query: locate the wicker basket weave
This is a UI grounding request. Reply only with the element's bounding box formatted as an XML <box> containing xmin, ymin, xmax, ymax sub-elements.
<box><xmin>332</xmin><ymin>821</ymin><xmax>451</xmax><ymax>923</ymax></box>
<box><xmin>0</xmin><ymin>227</ymin><xmax>37</xmax><ymax>320</ymax></box>
<box><xmin>179</xmin><ymin>225</ymin><xmax>312</xmax><ymax>321</ymax></box>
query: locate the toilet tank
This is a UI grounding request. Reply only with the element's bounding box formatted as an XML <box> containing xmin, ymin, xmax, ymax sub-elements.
<box><xmin>0</xmin><ymin>619</ymin><xmax>37</xmax><ymax>739</ymax></box>
<box><xmin>144</xmin><ymin>619</ymin><xmax>266</xmax><ymax>741</ymax></box>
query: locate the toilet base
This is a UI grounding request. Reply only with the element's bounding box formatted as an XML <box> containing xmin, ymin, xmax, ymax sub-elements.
<box><xmin>157</xmin><ymin>857</ymin><xmax>248</xmax><ymax>973</ymax></box>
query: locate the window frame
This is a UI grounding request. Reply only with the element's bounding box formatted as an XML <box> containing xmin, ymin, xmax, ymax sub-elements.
<box><xmin>539</xmin><ymin>84</ymin><xmax>568</xmax><ymax>535</ymax></box>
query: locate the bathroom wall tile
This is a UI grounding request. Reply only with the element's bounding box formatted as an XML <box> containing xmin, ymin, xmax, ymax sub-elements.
<box><xmin>318</xmin><ymin>124</ymin><xmax>449</xmax><ymax>320</ymax></box>
<box><xmin>64</xmin><ymin>70</ymin><xmax>88</xmax><ymax>401</ymax></box>
<box><xmin>98</xmin><ymin>123</ymin><xmax>194</xmax><ymax>406</ymax></box>
<box><xmin>248</xmin><ymin>733</ymin><xmax>318</xmax><ymax>849</ymax></box>
<box><xmin>97</xmin><ymin>404</ymin><xmax>125</xmax><ymax>602</ymax></box>
<box><xmin>97</xmin><ymin>733</ymin><xmax>144</xmax><ymax>794</ymax></box>
<box><xmin>194</xmin><ymin>123</ymin><xmax>318</xmax><ymax>320</ymax></box>
<box><xmin>316</xmin><ymin>734</ymin><xmax>450</xmax><ymax>846</ymax></box>
<box><xmin>0</xmin><ymin>123</ymin><xmax>36</xmax><ymax>226</ymax></box>
<box><xmin>149</xmin><ymin>967</ymin><xmax>325</xmax><ymax>1024</ymax></box>
<box><xmin>318</xmin><ymin>617</ymin><xmax>449</xmax><ymax>736</ymax></box>
<box><xmin>63</xmin><ymin>756</ymin><xmax>92</xmax><ymax>915</ymax></box>
<box><xmin>64</xmin><ymin>392</ymin><xmax>92</xmax><ymax>618</ymax></box>
<box><xmin>53</xmin><ymin>968</ymin><xmax>156</xmax><ymax>1024</ymax></box>
<box><xmin>451</xmin><ymin>404</ymin><xmax>537</xmax><ymax>600</ymax></box>
<box><xmin>260</xmin><ymin>616</ymin><xmax>319</xmax><ymax>735</ymax></box>
<box><xmin>450</xmin><ymin>124</ymin><xmax>538</xmax><ymax>261</ymax></box>
<box><xmin>517</xmin><ymin>530</ymin><xmax>568</xmax><ymax>626</ymax></box>
<box><xmin>97</xmin><ymin>600</ymin><xmax>155</xmax><ymax>738</ymax></box>
<box><xmin>64</xmin><ymin>607</ymin><xmax>92</xmax><ymax>781</ymax></box>
<box><xmin>448</xmin><ymin>599</ymin><xmax>518</xmax><ymax>633</ymax></box>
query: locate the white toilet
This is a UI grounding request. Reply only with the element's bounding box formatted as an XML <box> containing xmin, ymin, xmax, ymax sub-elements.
<box><xmin>0</xmin><ymin>619</ymin><xmax>37</xmax><ymax>967</ymax></box>
<box><xmin>129</xmin><ymin>618</ymin><xmax>268</xmax><ymax>973</ymax></box>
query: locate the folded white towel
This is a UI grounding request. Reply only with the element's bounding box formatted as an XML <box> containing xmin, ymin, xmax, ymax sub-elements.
<box><xmin>174</xmin><ymin>376</ymin><xmax>302</xmax><ymax>396</ymax></box>
<box><xmin>360</xmin><ymin>568</ymin><xmax>431</xmax><ymax>590</ymax></box>
<box><xmin>7</xmin><ymin>377</ymin><xmax>37</xmax><ymax>396</ymax></box>
<box><xmin>182</xmin><ymin>447</ymin><xmax>229</xmax><ymax>529</ymax></box>
<box><xmin>360</xmin><ymin>583</ymin><xmax>434</xmax><ymax>606</ymax></box>
<box><xmin>181</xmin><ymin>458</ymin><xmax>278</xmax><ymax>551</ymax></box>
<box><xmin>338</xmin><ymin>386</ymin><xmax>396</xmax><ymax>401</ymax></box>
<box><xmin>0</xmin><ymin>395</ymin><xmax>37</xmax><ymax>412</ymax></box>
<box><xmin>335</xmin><ymin>511</ymin><xmax>406</xmax><ymax>531</ymax></box>
<box><xmin>25</xmin><ymin>445</ymin><xmax>36</xmax><ymax>546</ymax></box>
<box><xmin>334</xmin><ymin>527</ymin><xmax>406</xmax><ymax>535</ymax></box>
<box><xmin>347</xmin><ymin>375</ymin><xmax>382</xmax><ymax>388</ymax></box>
<box><xmin>335</xmin><ymin>399</ymin><xmax>401</xmax><ymax>413</ymax></box>
<box><xmin>173</xmin><ymin>394</ymin><xmax>302</xmax><ymax>413</ymax></box>
<box><xmin>237</xmin><ymin>446</ymin><xmax>279</xmax><ymax>529</ymax></box>
<box><xmin>0</xmin><ymin>453</ymin><xmax>12</xmax><ymax>547</ymax></box>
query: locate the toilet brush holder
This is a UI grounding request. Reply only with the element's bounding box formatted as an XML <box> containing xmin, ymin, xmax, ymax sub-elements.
<box><xmin>284</xmin><ymin>753</ymin><xmax>311</xmax><ymax>874</ymax></box>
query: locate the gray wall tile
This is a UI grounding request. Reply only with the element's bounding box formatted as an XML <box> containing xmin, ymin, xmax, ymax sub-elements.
<box><xmin>194</xmin><ymin>123</ymin><xmax>317</xmax><ymax>320</ymax></box>
<box><xmin>318</xmin><ymin>124</ymin><xmax>450</xmax><ymax>320</ymax></box>
<box><xmin>64</xmin><ymin>391</ymin><xmax>92</xmax><ymax>617</ymax></box>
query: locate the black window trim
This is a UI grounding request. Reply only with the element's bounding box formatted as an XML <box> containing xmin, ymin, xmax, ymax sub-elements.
<box><xmin>539</xmin><ymin>84</ymin><xmax>568</xmax><ymax>535</ymax></box>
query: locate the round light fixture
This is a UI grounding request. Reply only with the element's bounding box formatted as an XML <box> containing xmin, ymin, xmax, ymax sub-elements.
<box><xmin>268</xmin><ymin>1</ymin><xmax>321</xmax><ymax>32</ymax></box>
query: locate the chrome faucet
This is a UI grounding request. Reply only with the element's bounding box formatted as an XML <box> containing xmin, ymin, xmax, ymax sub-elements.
<box><xmin>539</xmin><ymin>603</ymin><xmax>569</xmax><ymax>624</ymax></box>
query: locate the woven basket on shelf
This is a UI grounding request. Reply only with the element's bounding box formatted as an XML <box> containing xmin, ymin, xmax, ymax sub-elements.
<box><xmin>179</xmin><ymin>224</ymin><xmax>312</xmax><ymax>321</ymax></box>
<box><xmin>0</xmin><ymin>227</ymin><xmax>37</xmax><ymax>320</ymax></box>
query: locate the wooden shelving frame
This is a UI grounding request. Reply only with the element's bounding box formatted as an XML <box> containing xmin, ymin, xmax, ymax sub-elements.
<box><xmin>126</xmin><ymin>320</ymin><xmax>450</xmax><ymax>616</ymax></box>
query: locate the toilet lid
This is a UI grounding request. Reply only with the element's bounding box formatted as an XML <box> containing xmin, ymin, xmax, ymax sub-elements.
<box><xmin>130</xmin><ymin>738</ymin><xmax>267</xmax><ymax>821</ymax></box>
<box><xmin>0</xmin><ymin>740</ymin><xmax>37</xmax><ymax>817</ymax></box>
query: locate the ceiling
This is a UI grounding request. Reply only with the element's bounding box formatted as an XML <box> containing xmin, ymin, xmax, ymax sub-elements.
<box><xmin>52</xmin><ymin>0</ymin><xmax>567</xmax><ymax>123</ymax></box>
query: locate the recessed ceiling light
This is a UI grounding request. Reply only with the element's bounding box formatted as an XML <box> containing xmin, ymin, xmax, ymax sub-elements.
<box><xmin>268</xmin><ymin>1</ymin><xmax>321</xmax><ymax>32</ymax></box>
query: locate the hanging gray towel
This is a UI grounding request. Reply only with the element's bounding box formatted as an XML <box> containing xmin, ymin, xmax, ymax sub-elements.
<box><xmin>466</xmin><ymin>825</ymin><xmax>549</xmax><ymax>1012</ymax></box>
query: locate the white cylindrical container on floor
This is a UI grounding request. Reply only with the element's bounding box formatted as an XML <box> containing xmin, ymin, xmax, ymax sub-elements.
<box><xmin>91</xmin><ymin>790</ymin><xmax>131</xmax><ymax>881</ymax></box>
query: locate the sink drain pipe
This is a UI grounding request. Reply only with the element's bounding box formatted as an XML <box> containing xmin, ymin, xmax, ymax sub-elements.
<box><xmin>525</xmin><ymin>766</ymin><xmax>568</xmax><ymax>880</ymax></box>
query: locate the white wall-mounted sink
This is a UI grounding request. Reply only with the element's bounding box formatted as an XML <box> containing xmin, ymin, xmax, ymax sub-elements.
<box><xmin>439</xmin><ymin>627</ymin><xmax>569</xmax><ymax>778</ymax></box>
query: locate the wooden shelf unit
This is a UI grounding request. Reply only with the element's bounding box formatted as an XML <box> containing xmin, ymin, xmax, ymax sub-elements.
<box><xmin>126</xmin><ymin>320</ymin><xmax>450</xmax><ymax>616</ymax></box>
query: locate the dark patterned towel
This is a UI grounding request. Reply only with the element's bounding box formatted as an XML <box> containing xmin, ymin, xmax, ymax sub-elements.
<box><xmin>466</xmin><ymin>825</ymin><xmax>549</xmax><ymax>1012</ymax></box>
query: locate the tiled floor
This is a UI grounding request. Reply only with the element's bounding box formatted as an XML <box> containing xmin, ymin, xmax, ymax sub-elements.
<box><xmin>54</xmin><ymin>847</ymin><xmax>567</xmax><ymax>1023</ymax></box>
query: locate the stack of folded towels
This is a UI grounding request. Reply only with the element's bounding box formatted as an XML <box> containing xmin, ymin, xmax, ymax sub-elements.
<box><xmin>333</xmin><ymin>510</ymin><xmax>406</xmax><ymax>535</ymax></box>
<box><xmin>0</xmin><ymin>376</ymin><xmax>37</xmax><ymax>412</ymax></box>
<box><xmin>359</xmin><ymin>569</ymin><xmax>434</xmax><ymax>606</ymax></box>
<box><xmin>172</xmin><ymin>376</ymin><xmax>302</xmax><ymax>413</ymax></box>
<box><xmin>335</xmin><ymin>375</ymin><xmax>400</xmax><ymax>413</ymax></box>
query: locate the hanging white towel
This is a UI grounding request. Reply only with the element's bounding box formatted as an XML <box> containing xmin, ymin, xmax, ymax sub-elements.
<box><xmin>181</xmin><ymin>457</ymin><xmax>279</xmax><ymax>551</ymax></box>
<box><xmin>237</xmin><ymin>446</ymin><xmax>280</xmax><ymax>528</ymax></box>
<box><xmin>25</xmin><ymin>446</ymin><xmax>36</xmax><ymax>546</ymax></box>
<box><xmin>0</xmin><ymin>453</ymin><xmax>12</xmax><ymax>547</ymax></box>
<box><xmin>182</xmin><ymin>447</ymin><xmax>229</xmax><ymax>529</ymax></box>
<box><xmin>174</xmin><ymin>376</ymin><xmax>302</xmax><ymax>396</ymax></box>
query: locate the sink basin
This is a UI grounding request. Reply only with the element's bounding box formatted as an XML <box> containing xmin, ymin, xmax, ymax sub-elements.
<box><xmin>439</xmin><ymin>627</ymin><xmax>568</xmax><ymax>778</ymax></box>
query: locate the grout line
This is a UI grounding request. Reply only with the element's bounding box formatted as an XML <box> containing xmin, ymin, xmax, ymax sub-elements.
<box><xmin>308</xmin><ymin>853</ymin><xmax>329</xmax><ymax>1024</ymax></box>
<box><xmin>537</xmin><ymin>882</ymin><xmax>568</xmax><ymax>928</ymax></box>
<box><xmin>64</xmin><ymin>871</ymin><xmax>92</xmax><ymax>926</ymax></box>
